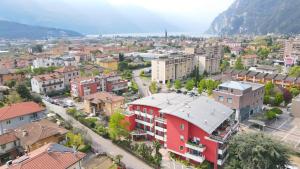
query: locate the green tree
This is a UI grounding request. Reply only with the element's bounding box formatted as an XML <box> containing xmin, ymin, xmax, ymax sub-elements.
<box><xmin>149</xmin><ymin>81</ymin><xmax>158</xmax><ymax>93</ymax></box>
<box><xmin>114</xmin><ymin>154</ymin><xmax>123</xmax><ymax>165</ymax></box>
<box><xmin>119</xmin><ymin>53</ymin><xmax>125</xmax><ymax>62</ymax></box>
<box><xmin>65</xmin><ymin>132</ymin><xmax>84</xmax><ymax>149</ymax></box>
<box><xmin>234</xmin><ymin>57</ymin><xmax>244</xmax><ymax>70</ymax></box>
<box><xmin>118</xmin><ymin>61</ymin><xmax>129</xmax><ymax>71</ymax></box>
<box><xmin>274</xmin><ymin>92</ymin><xmax>284</xmax><ymax>106</ymax></box>
<box><xmin>264</xmin><ymin>95</ymin><xmax>271</xmax><ymax>104</ymax></box>
<box><xmin>265</xmin><ymin>82</ymin><xmax>274</xmax><ymax>95</ymax></box>
<box><xmin>5</xmin><ymin>80</ymin><xmax>16</xmax><ymax>88</ymax></box>
<box><xmin>225</xmin><ymin>133</ymin><xmax>290</xmax><ymax>169</ymax></box>
<box><xmin>6</xmin><ymin>91</ymin><xmax>22</xmax><ymax>104</ymax></box>
<box><xmin>257</xmin><ymin>47</ymin><xmax>270</xmax><ymax>59</ymax></box>
<box><xmin>289</xmin><ymin>66</ymin><xmax>300</xmax><ymax>77</ymax></box>
<box><xmin>290</xmin><ymin>87</ymin><xmax>300</xmax><ymax>97</ymax></box>
<box><xmin>224</xmin><ymin>46</ymin><xmax>231</xmax><ymax>53</ymax></box>
<box><xmin>108</xmin><ymin>109</ymin><xmax>129</xmax><ymax>140</ymax></box>
<box><xmin>174</xmin><ymin>80</ymin><xmax>182</xmax><ymax>90</ymax></box>
<box><xmin>220</xmin><ymin>60</ymin><xmax>230</xmax><ymax>72</ymax></box>
<box><xmin>185</xmin><ymin>80</ymin><xmax>194</xmax><ymax>91</ymax></box>
<box><xmin>130</xmin><ymin>81</ymin><xmax>139</xmax><ymax>93</ymax></box>
<box><xmin>16</xmin><ymin>84</ymin><xmax>32</xmax><ymax>100</ymax></box>
<box><xmin>166</xmin><ymin>80</ymin><xmax>172</xmax><ymax>90</ymax></box>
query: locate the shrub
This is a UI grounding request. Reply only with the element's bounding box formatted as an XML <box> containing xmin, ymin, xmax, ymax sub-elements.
<box><xmin>78</xmin><ymin>144</ymin><xmax>91</xmax><ymax>153</ymax></box>
<box><xmin>265</xmin><ymin>110</ymin><xmax>277</xmax><ymax>120</ymax></box>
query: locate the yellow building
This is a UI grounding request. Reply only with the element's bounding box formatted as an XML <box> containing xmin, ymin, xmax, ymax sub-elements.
<box><xmin>96</xmin><ymin>57</ymin><xmax>118</xmax><ymax>71</ymax></box>
<box><xmin>84</xmin><ymin>92</ymin><xmax>125</xmax><ymax>116</ymax></box>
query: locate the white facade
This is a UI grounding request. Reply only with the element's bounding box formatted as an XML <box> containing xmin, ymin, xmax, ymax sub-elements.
<box><xmin>0</xmin><ymin>111</ymin><xmax>46</xmax><ymax>135</ymax></box>
<box><xmin>31</xmin><ymin>58</ymin><xmax>64</xmax><ymax>69</ymax></box>
<box><xmin>31</xmin><ymin>75</ymin><xmax>65</xmax><ymax>94</ymax></box>
<box><xmin>0</xmin><ymin>140</ymin><xmax>20</xmax><ymax>155</ymax></box>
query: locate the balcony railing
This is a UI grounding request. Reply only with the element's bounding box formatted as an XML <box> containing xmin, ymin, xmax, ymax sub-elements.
<box><xmin>209</xmin><ymin>121</ymin><xmax>239</xmax><ymax>142</ymax></box>
<box><xmin>134</xmin><ymin>111</ymin><xmax>153</xmax><ymax>119</ymax></box>
<box><xmin>218</xmin><ymin>144</ymin><xmax>229</xmax><ymax>155</ymax></box>
<box><xmin>155</xmin><ymin>134</ymin><xmax>167</xmax><ymax>142</ymax></box>
<box><xmin>135</xmin><ymin>119</ymin><xmax>154</xmax><ymax>127</ymax></box>
<box><xmin>42</xmin><ymin>81</ymin><xmax>63</xmax><ymax>87</ymax></box>
<box><xmin>155</xmin><ymin>117</ymin><xmax>166</xmax><ymax>124</ymax></box>
<box><xmin>217</xmin><ymin>153</ymin><xmax>229</xmax><ymax>166</ymax></box>
<box><xmin>185</xmin><ymin>153</ymin><xmax>205</xmax><ymax>163</ymax></box>
<box><xmin>155</xmin><ymin>126</ymin><xmax>167</xmax><ymax>132</ymax></box>
<box><xmin>185</xmin><ymin>142</ymin><xmax>206</xmax><ymax>152</ymax></box>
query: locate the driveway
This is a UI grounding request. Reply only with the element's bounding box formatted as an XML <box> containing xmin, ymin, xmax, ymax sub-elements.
<box><xmin>43</xmin><ymin>100</ymin><xmax>153</xmax><ymax>169</ymax></box>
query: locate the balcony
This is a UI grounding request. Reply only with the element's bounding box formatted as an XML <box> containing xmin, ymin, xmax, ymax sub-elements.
<box><xmin>185</xmin><ymin>153</ymin><xmax>205</xmax><ymax>163</ymax></box>
<box><xmin>218</xmin><ymin>144</ymin><xmax>228</xmax><ymax>155</ymax></box>
<box><xmin>155</xmin><ymin>117</ymin><xmax>166</xmax><ymax>124</ymax></box>
<box><xmin>42</xmin><ymin>81</ymin><xmax>63</xmax><ymax>87</ymax></box>
<box><xmin>209</xmin><ymin>120</ymin><xmax>239</xmax><ymax>143</ymax></box>
<box><xmin>217</xmin><ymin>153</ymin><xmax>229</xmax><ymax>166</ymax></box>
<box><xmin>155</xmin><ymin>126</ymin><xmax>167</xmax><ymax>132</ymax></box>
<box><xmin>185</xmin><ymin>142</ymin><xmax>206</xmax><ymax>152</ymax></box>
<box><xmin>146</xmin><ymin>131</ymin><xmax>154</xmax><ymax>136</ymax></box>
<box><xmin>134</xmin><ymin>111</ymin><xmax>153</xmax><ymax>119</ymax></box>
<box><xmin>135</xmin><ymin>119</ymin><xmax>153</xmax><ymax>127</ymax></box>
<box><xmin>155</xmin><ymin>134</ymin><xmax>167</xmax><ymax>142</ymax></box>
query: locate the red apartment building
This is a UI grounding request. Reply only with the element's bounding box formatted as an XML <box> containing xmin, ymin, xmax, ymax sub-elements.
<box><xmin>124</xmin><ymin>93</ymin><xmax>238</xmax><ymax>169</ymax></box>
<box><xmin>71</xmin><ymin>74</ymin><xmax>128</xmax><ymax>98</ymax></box>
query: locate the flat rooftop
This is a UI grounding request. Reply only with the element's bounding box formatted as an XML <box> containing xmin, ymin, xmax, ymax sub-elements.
<box><xmin>219</xmin><ymin>81</ymin><xmax>264</xmax><ymax>91</ymax></box>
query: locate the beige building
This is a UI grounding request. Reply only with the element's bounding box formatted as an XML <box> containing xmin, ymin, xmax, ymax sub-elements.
<box><xmin>242</xmin><ymin>54</ymin><xmax>258</xmax><ymax>68</ymax></box>
<box><xmin>291</xmin><ymin>95</ymin><xmax>300</xmax><ymax>118</ymax></box>
<box><xmin>284</xmin><ymin>38</ymin><xmax>300</xmax><ymax>63</ymax></box>
<box><xmin>84</xmin><ymin>92</ymin><xmax>125</xmax><ymax>116</ymax></box>
<box><xmin>151</xmin><ymin>55</ymin><xmax>195</xmax><ymax>84</ymax></box>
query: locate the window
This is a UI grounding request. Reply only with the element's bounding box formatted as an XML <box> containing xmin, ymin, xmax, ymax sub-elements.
<box><xmin>143</xmin><ymin>108</ymin><xmax>147</xmax><ymax>113</ymax></box>
<box><xmin>180</xmin><ymin>135</ymin><xmax>184</xmax><ymax>141</ymax></box>
<box><xmin>227</xmin><ymin>98</ymin><xmax>233</xmax><ymax>104</ymax></box>
<box><xmin>137</xmin><ymin>106</ymin><xmax>140</xmax><ymax>111</ymax></box>
<box><xmin>219</xmin><ymin>96</ymin><xmax>224</xmax><ymax>102</ymax></box>
<box><xmin>180</xmin><ymin>124</ymin><xmax>184</xmax><ymax>130</ymax></box>
<box><xmin>19</xmin><ymin>116</ymin><xmax>24</xmax><ymax>121</ymax></box>
<box><xmin>179</xmin><ymin>146</ymin><xmax>184</xmax><ymax>151</ymax></box>
<box><xmin>6</xmin><ymin>120</ymin><xmax>11</xmax><ymax>124</ymax></box>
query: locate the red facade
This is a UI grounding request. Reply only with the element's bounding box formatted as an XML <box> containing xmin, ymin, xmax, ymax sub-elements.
<box><xmin>125</xmin><ymin>103</ymin><xmax>231</xmax><ymax>169</ymax></box>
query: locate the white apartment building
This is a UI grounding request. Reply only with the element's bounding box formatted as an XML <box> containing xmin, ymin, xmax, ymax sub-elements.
<box><xmin>31</xmin><ymin>57</ymin><xmax>64</xmax><ymax>69</ymax></box>
<box><xmin>151</xmin><ymin>55</ymin><xmax>195</xmax><ymax>84</ymax></box>
<box><xmin>194</xmin><ymin>42</ymin><xmax>223</xmax><ymax>74</ymax></box>
<box><xmin>284</xmin><ymin>38</ymin><xmax>300</xmax><ymax>65</ymax></box>
<box><xmin>31</xmin><ymin>73</ymin><xmax>65</xmax><ymax>94</ymax></box>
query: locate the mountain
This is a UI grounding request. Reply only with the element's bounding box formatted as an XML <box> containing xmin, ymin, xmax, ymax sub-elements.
<box><xmin>207</xmin><ymin>0</ymin><xmax>300</xmax><ymax>35</ymax></box>
<box><xmin>0</xmin><ymin>20</ymin><xmax>82</xmax><ymax>39</ymax></box>
<box><xmin>0</xmin><ymin>0</ymin><xmax>179</xmax><ymax>34</ymax></box>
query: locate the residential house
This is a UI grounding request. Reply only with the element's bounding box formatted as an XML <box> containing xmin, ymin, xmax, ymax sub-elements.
<box><xmin>1</xmin><ymin>143</ymin><xmax>86</xmax><ymax>169</ymax></box>
<box><xmin>0</xmin><ymin>133</ymin><xmax>21</xmax><ymax>165</ymax></box>
<box><xmin>241</xmin><ymin>55</ymin><xmax>258</xmax><ymax>68</ymax></box>
<box><xmin>70</xmin><ymin>77</ymin><xmax>104</xmax><ymax>98</ymax></box>
<box><xmin>84</xmin><ymin>92</ymin><xmax>125</xmax><ymax>116</ymax></box>
<box><xmin>0</xmin><ymin>68</ymin><xmax>25</xmax><ymax>85</ymax></box>
<box><xmin>213</xmin><ymin>81</ymin><xmax>265</xmax><ymax>121</ymax></box>
<box><xmin>55</xmin><ymin>66</ymin><xmax>79</xmax><ymax>86</ymax></box>
<box><xmin>13</xmin><ymin>119</ymin><xmax>68</xmax><ymax>152</ymax></box>
<box><xmin>31</xmin><ymin>73</ymin><xmax>65</xmax><ymax>94</ymax></box>
<box><xmin>123</xmin><ymin>93</ymin><xmax>237</xmax><ymax>169</ymax></box>
<box><xmin>0</xmin><ymin>102</ymin><xmax>46</xmax><ymax>135</ymax></box>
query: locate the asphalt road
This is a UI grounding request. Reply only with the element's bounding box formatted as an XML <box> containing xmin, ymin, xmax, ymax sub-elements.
<box><xmin>43</xmin><ymin>100</ymin><xmax>153</xmax><ymax>169</ymax></box>
<box><xmin>133</xmin><ymin>68</ymin><xmax>150</xmax><ymax>97</ymax></box>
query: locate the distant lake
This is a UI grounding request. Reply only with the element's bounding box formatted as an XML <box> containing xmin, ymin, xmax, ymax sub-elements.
<box><xmin>100</xmin><ymin>32</ymin><xmax>215</xmax><ymax>38</ymax></box>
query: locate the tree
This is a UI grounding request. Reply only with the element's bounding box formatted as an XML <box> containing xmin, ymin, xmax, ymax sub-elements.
<box><xmin>119</xmin><ymin>53</ymin><xmax>125</xmax><ymax>62</ymax></box>
<box><xmin>234</xmin><ymin>57</ymin><xmax>244</xmax><ymax>70</ymax></box>
<box><xmin>274</xmin><ymin>92</ymin><xmax>284</xmax><ymax>106</ymax></box>
<box><xmin>220</xmin><ymin>60</ymin><xmax>230</xmax><ymax>72</ymax></box>
<box><xmin>5</xmin><ymin>80</ymin><xmax>16</xmax><ymax>88</ymax></box>
<box><xmin>225</xmin><ymin>133</ymin><xmax>290</xmax><ymax>169</ymax></box>
<box><xmin>166</xmin><ymin>80</ymin><xmax>172</xmax><ymax>90</ymax></box>
<box><xmin>257</xmin><ymin>47</ymin><xmax>270</xmax><ymax>59</ymax></box>
<box><xmin>114</xmin><ymin>154</ymin><xmax>123</xmax><ymax>165</ymax></box>
<box><xmin>65</xmin><ymin>132</ymin><xmax>84</xmax><ymax>150</ymax></box>
<box><xmin>149</xmin><ymin>81</ymin><xmax>158</xmax><ymax>93</ymax></box>
<box><xmin>108</xmin><ymin>109</ymin><xmax>129</xmax><ymax>140</ymax></box>
<box><xmin>139</xmin><ymin>70</ymin><xmax>145</xmax><ymax>77</ymax></box>
<box><xmin>130</xmin><ymin>81</ymin><xmax>139</xmax><ymax>93</ymax></box>
<box><xmin>118</xmin><ymin>61</ymin><xmax>129</xmax><ymax>71</ymax></box>
<box><xmin>289</xmin><ymin>66</ymin><xmax>300</xmax><ymax>77</ymax></box>
<box><xmin>185</xmin><ymin>80</ymin><xmax>194</xmax><ymax>91</ymax></box>
<box><xmin>265</xmin><ymin>82</ymin><xmax>274</xmax><ymax>95</ymax></box>
<box><xmin>174</xmin><ymin>80</ymin><xmax>181</xmax><ymax>90</ymax></box>
<box><xmin>264</xmin><ymin>95</ymin><xmax>271</xmax><ymax>104</ymax></box>
<box><xmin>16</xmin><ymin>84</ymin><xmax>32</xmax><ymax>100</ymax></box>
<box><xmin>282</xmin><ymin>89</ymin><xmax>292</xmax><ymax>105</ymax></box>
<box><xmin>6</xmin><ymin>91</ymin><xmax>22</xmax><ymax>104</ymax></box>
<box><xmin>224</xmin><ymin>46</ymin><xmax>231</xmax><ymax>53</ymax></box>
<box><xmin>290</xmin><ymin>87</ymin><xmax>300</xmax><ymax>97</ymax></box>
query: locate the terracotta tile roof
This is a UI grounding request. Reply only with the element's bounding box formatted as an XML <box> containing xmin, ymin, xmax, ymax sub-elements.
<box><xmin>14</xmin><ymin>119</ymin><xmax>68</xmax><ymax>147</ymax></box>
<box><xmin>84</xmin><ymin>92</ymin><xmax>125</xmax><ymax>103</ymax></box>
<box><xmin>0</xmin><ymin>132</ymin><xmax>18</xmax><ymax>145</ymax></box>
<box><xmin>0</xmin><ymin>102</ymin><xmax>45</xmax><ymax>121</ymax></box>
<box><xmin>32</xmin><ymin>73</ymin><xmax>63</xmax><ymax>82</ymax></box>
<box><xmin>55</xmin><ymin>66</ymin><xmax>78</xmax><ymax>73</ymax></box>
<box><xmin>2</xmin><ymin>143</ymin><xmax>86</xmax><ymax>169</ymax></box>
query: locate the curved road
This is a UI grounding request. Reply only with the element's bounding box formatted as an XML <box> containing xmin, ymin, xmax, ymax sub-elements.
<box><xmin>43</xmin><ymin>100</ymin><xmax>152</xmax><ymax>169</ymax></box>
